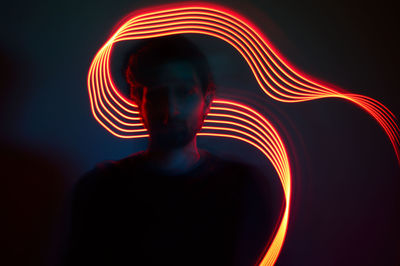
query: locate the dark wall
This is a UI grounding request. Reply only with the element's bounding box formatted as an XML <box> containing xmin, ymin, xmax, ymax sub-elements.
<box><xmin>2</xmin><ymin>0</ymin><xmax>399</xmax><ymax>265</ymax></box>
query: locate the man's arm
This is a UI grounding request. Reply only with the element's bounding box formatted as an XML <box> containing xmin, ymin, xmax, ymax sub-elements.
<box><xmin>61</xmin><ymin>169</ymin><xmax>102</xmax><ymax>266</ymax></box>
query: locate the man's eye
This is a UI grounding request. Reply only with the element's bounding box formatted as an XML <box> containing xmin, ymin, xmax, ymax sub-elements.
<box><xmin>146</xmin><ymin>92</ymin><xmax>156</xmax><ymax>99</ymax></box>
<box><xmin>178</xmin><ymin>88</ymin><xmax>195</xmax><ymax>96</ymax></box>
<box><xmin>146</xmin><ymin>93</ymin><xmax>163</xmax><ymax>103</ymax></box>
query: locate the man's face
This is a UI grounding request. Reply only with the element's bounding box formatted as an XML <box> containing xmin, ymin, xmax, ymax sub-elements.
<box><xmin>137</xmin><ymin>60</ymin><xmax>211</xmax><ymax>149</ymax></box>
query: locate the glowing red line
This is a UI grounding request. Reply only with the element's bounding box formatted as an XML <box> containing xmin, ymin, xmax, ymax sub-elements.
<box><xmin>204</xmin><ymin>118</ymin><xmax>284</xmax><ymax>178</ymax></box>
<box><xmin>103</xmin><ymin>26</ymin><xmax>400</xmax><ymax>160</ymax></box>
<box><xmin>119</xmin><ymin>13</ymin><xmax>329</xmax><ymax>97</ymax></box>
<box><xmin>86</xmin><ymin>2</ymin><xmax>399</xmax><ymax>265</ymax></box>
<box><xmin>130</xmin><ymin>6</ymin><xmax>337</xmax><ymax>95</ymax></box>
<box><xmin>122</xmin><ymin>7</ymin><xmax>337</xmax><ymax>95</ymax></box>
<box><xmin>205</xmin><ymin>117</ymin><xmax>283</xmax><ymax>175</ymax></box>
<box><xmin>209</xmin><ymin>107</ymin><xmax>287</xmax><ymax>176</ymax></box>
<box><xmin>93</xmin><ymin>48</ymin><xmax>145</xmax><ymax>132</ymax></box>
<box><xmin>99</xmin><ymin>47</ymin><xmax>143</xmax><ymax>124</ymax></box>
<box><xmin>213</xmin><ymin>100</ymin><xmax>290</xmax><ymax>168</ymax></box>
<box><xmin>116</xmin><ymin>24</ymin><xmax>315</xmax><ymax>101</ymax></box>
<box><xmin>105</xmin><ymin>4</ymin><xmax>400</xmax><ymax>160</ymax></box>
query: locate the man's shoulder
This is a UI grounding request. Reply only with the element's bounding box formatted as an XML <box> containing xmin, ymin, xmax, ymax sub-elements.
<box><xmin>203</xmin><ymin>152</ymin><xmax>270</xmax><ymax>189</ymax></box>
<box><xmin>71</xmin><ymin>160</ymin><xmax>116</xmax><ymax>197</ymax></box>
<box><xmin>76</xmin><ymin>150</ymin><xmax>146</xmax><ymax>184</ymax></box>
<box><xmin>218</xmin><ymin>155</ymin><xmax>278</xmax><ymax>196</ymax></box>
<box><xmin>213</xmin><ymin>154</ymin><xmax>264</xmax><ymax>178</ymax></box>
<box><xmin>203</xmin><ymin>151</ymin><xmax>252</xmax><ymax>169</ymax></box>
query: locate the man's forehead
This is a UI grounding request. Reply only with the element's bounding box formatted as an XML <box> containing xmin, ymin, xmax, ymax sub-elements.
<box><xmin>146</xmin><ymin>60</ymin><xmax>200</xmax><ymax>86</ymax></box>
<box><xmin>155</xmin><ymin>60</ymin><xmax>194</xmax><ymax>75</ymax></box>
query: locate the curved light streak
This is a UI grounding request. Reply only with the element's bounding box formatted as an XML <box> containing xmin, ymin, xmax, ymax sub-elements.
<box><xmin>87</xmin><ymin>2</ymin><xmax>400</xmax><ymax>265</ymax></box>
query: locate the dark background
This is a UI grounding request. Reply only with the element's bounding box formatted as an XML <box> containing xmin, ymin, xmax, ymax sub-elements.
<box><xmin>1</xmin><ymin>0</ymin><xmax>399</xmax><ymax>265</ymax></box>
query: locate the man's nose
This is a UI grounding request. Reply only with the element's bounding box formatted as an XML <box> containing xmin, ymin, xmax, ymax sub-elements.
<box><xmin>162</xmin><ymin>96</ymin><xmax>179</xmax><ymax>124</ymax></box>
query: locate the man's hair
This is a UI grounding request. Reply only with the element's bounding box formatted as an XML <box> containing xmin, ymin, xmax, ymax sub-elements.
<box><xmin>123</xmin><ymin>34</ymin><xmax>216</xmax><ymax>103</ymax></box>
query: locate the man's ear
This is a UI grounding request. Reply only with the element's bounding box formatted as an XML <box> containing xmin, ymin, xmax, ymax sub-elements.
<box><xmin>203</xmin><ymin>90</ymin><xmax>214</xmax><ymax>115</ymax></box>
<box><xmin>130</xmin><ymin>86</ymin><xmax>145</xmax><ymax>107</ymax></box>
<box><xmin>135</xmin><ymin>100</ymin><xmax>147</xmax><ymax>128</ymax></box>
<box><xmin>130</xmin><ymin>86</ymin><xmax>145</xmax><ymax>120</ymax></box>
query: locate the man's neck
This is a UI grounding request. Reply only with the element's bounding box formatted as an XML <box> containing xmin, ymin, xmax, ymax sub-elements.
<box><xmin>144</xmin><ymin>139</ymin><xmax>204</xmax><ymax>175</ymax></box>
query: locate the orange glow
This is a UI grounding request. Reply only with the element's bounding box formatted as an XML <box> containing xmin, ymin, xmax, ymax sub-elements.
<box><xmin>86</xmin><ymin>2</ymin><xmax>400</xmax><ymax>265</ymax></box>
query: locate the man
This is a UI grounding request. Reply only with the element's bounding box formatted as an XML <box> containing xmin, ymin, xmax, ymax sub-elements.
<box><xmin>62</xmin><ymin>34</ymin><xmax>280</xmax><ymax>266</ymax></box>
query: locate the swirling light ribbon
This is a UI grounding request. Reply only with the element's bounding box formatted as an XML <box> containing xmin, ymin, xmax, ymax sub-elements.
<box><xmin>87</xmin><ymin>2</ymin><xmax>400</xmax><ymax>265</ymax></box>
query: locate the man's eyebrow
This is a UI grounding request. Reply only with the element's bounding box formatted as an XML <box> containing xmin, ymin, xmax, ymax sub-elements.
<box><xmin>145</xmin><ymin>83</ymin><xmax>164</xmax><ymax>89</ymax></box>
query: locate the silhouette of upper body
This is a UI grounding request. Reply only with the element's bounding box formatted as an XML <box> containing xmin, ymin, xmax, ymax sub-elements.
<box><xmin>62</xmin><ymin>34</ymin><xmax>280</xmax><ymax>266</ymax></box>
<box><xmin>63</xmin><ymin>149</ymin><xmax>277</xmax><ymax>266</ymax></box>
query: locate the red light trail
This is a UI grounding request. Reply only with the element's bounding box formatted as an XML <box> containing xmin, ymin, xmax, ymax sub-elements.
<box><xmin>87</xmin><ymin>2</ymin><xmax>400</xmax><ymax>265</ymax></box>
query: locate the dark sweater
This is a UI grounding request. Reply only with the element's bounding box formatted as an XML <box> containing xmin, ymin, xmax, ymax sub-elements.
<box><xmin>62</xmin><ymin>150</ymin><xmax>279</xmax><ymax>266</ymax></box>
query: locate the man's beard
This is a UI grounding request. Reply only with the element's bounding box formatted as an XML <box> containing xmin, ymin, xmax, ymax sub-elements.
<box><xmin>151</xmin><ymin>126</ymin><xmax>197</xmax><ymax>149</ymax></box>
